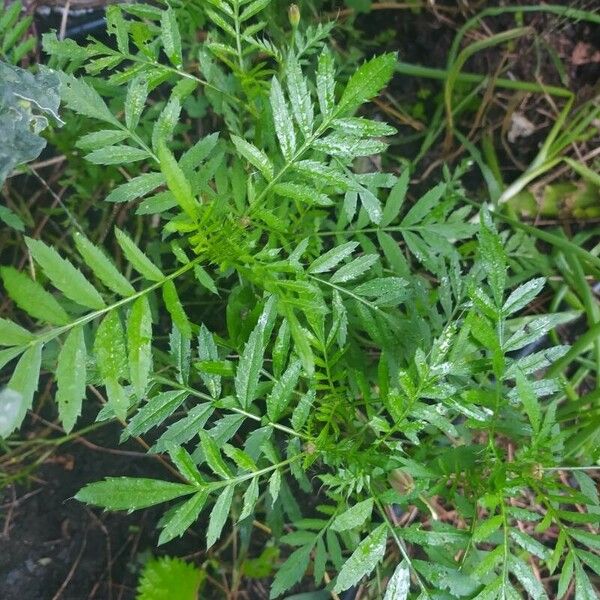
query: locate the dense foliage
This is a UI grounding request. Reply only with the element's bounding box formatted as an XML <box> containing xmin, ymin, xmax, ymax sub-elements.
<box><xmin>1</xmin><ymin>1</ymin><xmax>599</xmax><ymax>598</ymax></box>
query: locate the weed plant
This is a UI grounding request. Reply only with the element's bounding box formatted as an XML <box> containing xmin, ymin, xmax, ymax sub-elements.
<box><xmin>1</xmin><ymin>1</ymin><xmax>599</xmax><ymax>598</ymax></box>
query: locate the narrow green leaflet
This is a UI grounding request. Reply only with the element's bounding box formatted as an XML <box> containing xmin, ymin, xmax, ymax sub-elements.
<box><xmin>206</xmin><ymin>485</ymin><xmax>234</xmax><ymax>548</ymax></box>
<box><xmin>337</xmin><ymin>53</ymin><xmax>396</xmax><ymax>115</ymax></box>
<box><xmin>1</xmin><ymin>266</ymin><xmax>70</xmax><ymax>326</ymax></box>
<box><xmin>127</xmin><ymin>296</ymin><xmax>153</xmax><ymax>399</ymax></box>
<box><xmin>330</xmin><ymin>254</ymin><xmax>378</xmax><ymax>284</ymax></box>
<box><xmin>502</xmin><ymin>278</ymin><xmax>546</xmax><ymax>316</ymax></box>
<box><xmin>198</xmin><ymin>324</ymin><xmax>221</xmax><ymax>399</ymax></box>
<box><xmin>316</xmin><ymin>50</ymin><xmax>335</xmax><ymax>118</ymax></box>
<box><xmin>270</xmin><ymin>544</ymin><xmax>313</xmax><ymax>598</ymax></box>
<box><xmin>94</xmin><ymin>311</ymin><xmax>128</xmax><ymax>419</ymax></box>
<box><xmin>153</xmin><ymin>403</ymin><xmax>214</xmax><ymax>452</ymax></box>
<box><xmin>0</xmin><ymin>317</ymin><xmax>33</xmax><ymax>346</ymax></box>
<box><xmin>125</xmin><ymin>75</ymin><xmax>148</xmax><ymax>131</ymax></box>
<box><xmin>230</xmin><ymin>135</ymin><xmax>274</xmax><ymax>181</ymax></box>
<box><xmin>157</xmin><ymin>141</ymin><xmax>198</xmax><ymax>221</ymax></box>
<box><xmin>0</xmin><ymin>343</ymin><xmax>42</xmax><ymax>437</ymax></box>
<box><xmin>359</xmin><ymin>187</ymin><xmax>383</xmax><ymax>224</ymax></box>
<box><xmin>384</xmin><ymin>561</ymin><xmax>410</xmax><ymax>600</ymax></box>
<box><xmin>161</xmin><ymin>8</ymin><xmax>182</xmax><ymax>68</ymax></box>
<box><xmin>516</xmin><ymin>370</ymin><xmax>541</xmax><ymax>434</ymax></box>
<box><xmin>478</xmin><ymin>220</ymin><xmax>506</xmax><ymax>307</ymax></box>
<box><xmin>73</xmin><ymin>232</ymin><xmax>135</xmax><ymax>297</ymax></box>
<box><xmin>56</xmin><ymin>327</ymin><xmax>86</xmax><ymax>433</ymax></box>
<box><xmin>85</xmin><ymin>145</ymin><xmax>150</xmax><ymax>165</ymax></box>
<box><xmin>239</xmin><ymin>476</ymin><xmax>259</xmax><ymax>521</ymax></box>
<box><xmin>158</xmin><ymin>489</ymin><xmax>209</xmax><ymax>545</ymax></box>
<box><xmin>270</xmin><ymin>77</ymin><xmax>296</xmax><ymax>160</ymax></box>
<box><xmin>124</xmin><ymin>391</ymin><xmax>187</xmax><ymax>439</ymax></box>
<box><xmin>152</xmin><ymin>97</ymin><xmax>182</xmax><ymax>151</ymax></box>
<box><xmin>286</xmin><ymin>56</ymin><xmax>313</xmax><ymax>136</ymax></box>
<box><xmin>168</xmin><ymin>445</ymin><xmax>204</xmax><ymax>486</ymax></box>
<box><xmin>76</xmin><ymin>129</ymin><xmax>129</xmax><ymax>150</ymax></box>
<box><xmin>268</xmin><ymin>469</ymin><xmax>281</xmax><ymax>506</ymax></box>
<box><xmin>199</xmin><ymin>430</ymin><xmax>231</xmax><ymax>478</ymax></box>
<box><xmin>162</xmin><ymin>280</ymin><xmax>191</xmax><ymax>338</ymax></box>
<box><xmin>76</xmin><ymin>477</ymin><xmax>195</xmax><ymax>510</ymax></box>
<box><xmin>57</xmin><ymin>72</ymin><xmax>118</xmax><ymax>126</ymax></box>
<box><xmin>234</xmin><ymin>312</ymin><xmax>268</xmax><ymax>409</ymax></box>
<box><xmin>266</xmin><ymin>358</ymin><xmax>302</xmax><ymax>422</ymax></box>
<box><xmin>381</xmin><ymin>169</ymin><xmax>409</xmax><ymax>227</ymax></box>
<box><xmin>25</xmin><ymin>237</ymin><xmax>105</xmax><ymax>310</ymax></box>
<box><xmin>400</xmin><ymin>183</ymin><xmax>445</xmax><ymax>227</ymax></box>
<box><xmin>308</xmin><ymin>241</ymin><xmax>358</xmax><ymax>274</ymax></box>
<box><xmin>114</xmin><ymin>227</ymin><xmax>164</xmax><ymax>282</ymax></box>
<box><xmin>105</xmin><ymin>172</ymin><xmax>165</xmax><ymax>204</ymax></box>
<box><xmin>508</xmin><ymin>556</ymin><xmax>549</xmax><ymax>600</ymax></box>
<box><xmin>331</xmin><ymin>498</ymin><xmax>374</xmax><ymax>532</ymax></box>
<box><xmin>334</xmin><ymin>523</ymin><xmax>388</xmax><ymax>593</ymax></box>
<box><xmin>273</xmin><ymin>182</ymin><xmax>332</xmax><ymax>207</ymax></box>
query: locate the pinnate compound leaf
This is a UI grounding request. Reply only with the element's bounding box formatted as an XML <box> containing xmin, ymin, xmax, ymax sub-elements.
<box><xmin>338</xmin><ymin>53</ymin><xmax>396</xmax><ymax>115</ymax></box>
<box><xmin>0</xmin><ymin>318</ymin><xmax>34</xmax><ymax>346</ymax></box>
<box><xmin>206</xmin><ymin>485</ymin><xmax>234</xmax><ymax>548</ymax></box>
<box><xmin>384</xmin><ymin>561</ymin><xmax>410</xmax><ymax>600</ymax></box>
<box><xmin>1</xmin><ymin>266</ymin><xmax>70</xmax><ymax>325</ymax></box>
<box><xmin>76</xmin><ymin>477</ymin><xmax>195</xmax><ymax>510</ymax></box>
<box><xmin>0</xmin><ymin>343</ymin><xmax>42</xmax><ymax>437</ymax></box>
<box><xmin>26</xmin><ymin>237</ymin><xmax>105</xmax><ymax>310</ymax></box>
<box><xmin>331</xmin><ymin>498</ymin><xmax>373</xmax><ymax>532</ymax></box>
<box><xmin>270</xmin><ymin>77</ymin><xmax>295</xmax><ymax>160</ymax></box>
<box><xmin>308</xmin><ymin>242</ymin><xmax>358</xmax><ymax>274</ymax></box>
<box><xmin>158</xmin><ymin>489</ymin><xmax>209</xmax><ymax>545</ymax></box>
<box><xmin>114</xmin><ymin>227</ymin><xmax>164</xmax><ymax>282</ymax></box>
<box><xmin>230</xmin><ymin>135</ymin><xmax>274</xmax><ymax>181</ymax></box>
<box><xmin>56</xmin><ymin>327</ymin><xmax>86</xmax><ymax>433</ymax></box>
<box><xmin>270</xmin><ymin>544</ymin><xmax>313</xmax><ymax>598</ymax></box>
<box><xmin>73</xmin><ymin>232</ymin><xmax>135</xmax><ymax>297</ymax></box>
<box><xmin>334</xmin><ymin>523</ymin><xmax>387</xmax><ymax>593</ymax></box>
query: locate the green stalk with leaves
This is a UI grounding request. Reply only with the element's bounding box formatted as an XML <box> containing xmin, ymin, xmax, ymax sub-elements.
<box><xmin>1</xmin><ymin>2</ymin><xmax>598</xmax><ymax>598</ymax></box>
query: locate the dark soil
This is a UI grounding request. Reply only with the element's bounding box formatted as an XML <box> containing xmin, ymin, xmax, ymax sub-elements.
<box><xmin>0</xmin><ymin>420</ymin><xmax>200</xmax><ymax>600</ymax></box>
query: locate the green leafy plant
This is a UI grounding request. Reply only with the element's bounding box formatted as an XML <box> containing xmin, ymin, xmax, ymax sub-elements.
<box><xmin>136</xmin><ymin>556</ymin><xmax>205</xmax><ymax>600</ymax></box>
<box><xmin>1</xmin><ymin>2</ymin><xmax>599</xmax><ymax>598</ymax></box>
